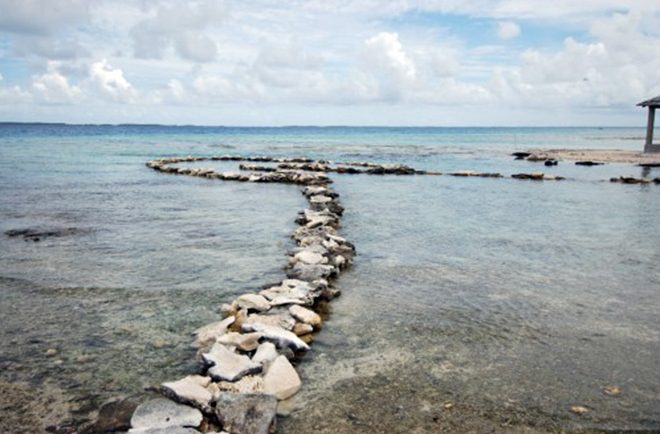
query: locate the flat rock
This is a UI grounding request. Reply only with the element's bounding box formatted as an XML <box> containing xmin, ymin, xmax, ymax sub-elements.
<box><xmin>130</xmin><ymin>399</ymin><xmax>202</xmax><ymax>431</ymax></box>
<box><xmin>263</xmin><ymin>356</ymin><xmax>302</xmax><ymax>400</ymax></box>
<box><xmin>236</xmin><ymin>294</ymin><xmax>271</xmax><ymax>312</ymax></box>
<box><xmin>215</xmin><ymin>393</ymin><xmax>277</xmax><ymax>434</ymax></box>
<box><xmin>289</xmin><ymin>305</ymin><xmax>322</xmax><ymax>327</ymax></box>
<box><xmin>161</xmin><ymin>376</ymin><xmax>213</xmax><ymax>410</ymax></box>
<box><xmin>216</xmin><ymin>375</ymin><xmax>265</xmax><ymax>394</ymax></box>
<box><xmin>287</xmin><ymin>262</ymin><xmax>335</xmax><ymax>281</ymax></box>
<box><xmin>193</xmin><ymin>316</ymin><xmax>235</xmax><ymax>348</ymax></box>
<box><xmin>202</xmin><ymin>343</ymin><xmax>262</xmax><ymax>382</ymax></box>
<box><xmin>293</xmin><ymin>250</ymin><xmax>327</xmax><ymax>265</ymax></box>
<box><xmin>243</xmin><ymin>312</ymin><xmax>296</xmax><ymax>331</ymax></box>
<box><xmin>217</xmin><ymin>332</ymin><xmax>262</xmax><ymax>352</ymax></box>
<box><xmin>241</xmin><ymin>323</ymin><xmax>310</xmax><ymax>352</ymax></box>
<box><xmin>252</xmin><ymin>342</ymin><xmax>279</xmax><ymax>365</ymax></box>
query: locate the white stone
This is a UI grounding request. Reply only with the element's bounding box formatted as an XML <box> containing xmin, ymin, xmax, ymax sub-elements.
<box><xmin>294</xmin><ymin>250</ymin><xmax>327</xmax><ymax>265</ymax></box>
<box><xmin>252</xmin><ymin>342</ymin><xmax>279</xmax><ymax>365</ymax></box>
<box><xmin>202</xmin><ymin>343</ymin><xmax>262</xmax><ymax>382</ymax></box>
<box><xmin>192</xmin><ymin>316</ymin><xmax>235</xmax><ymax>348</ymax></box>
<box><xmin>241</xmin><ymin>323</ymin><xmax>310</xmax><ymax>352</ymax></box>
<box><xmin>217</xmin><ymin>332</ymin><xmax>262</xmax><ymax>352</ymax></box>
<box><xmin>216</xmin><ymin>375</ymin><xmax>265</xmax><ymax>394</ymax></box>
<box><xmin>161</xmin><ymin>376</ymin><xmax>213</xmax><ymax>409</ymax></box>
<box><xmin>309</xmin><ymin>195</ymin><xmax>332</xmax><ymax>204</ymax></box>
<box><xmin>243</xmin><ymin>313</ymin><xmax>295</xmax><ymax>331</ymax></box>
<box><xmin>235</xmin><ymin>294</ymin><xmax>271</xmax><ymax>312</ymax></box>
<box><xmin>289</xmin><ymin>305</ymin><xmax>322</xmax><ymax>327</ymax></box>
<box><xmin>263</xmin><ymin>356</ymin><xmax>302</xmax><ymax>400</ymax></box>
<box><xmin>130</xmin><ymin>399</ymin><xmax>202</xmax><ymax>431</ymax></box>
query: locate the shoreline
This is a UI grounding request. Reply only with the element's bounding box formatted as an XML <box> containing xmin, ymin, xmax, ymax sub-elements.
<box><xmin>521</xmin><ymin>148</ymin><xmax>660</xmax><ymax>165</ymax></box>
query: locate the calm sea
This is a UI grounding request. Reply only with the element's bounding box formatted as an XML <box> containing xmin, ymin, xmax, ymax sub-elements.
<box><xmin>0</xmin><ymin>124</ymin><xmax>658</xmax><ymax>433</ymax></box>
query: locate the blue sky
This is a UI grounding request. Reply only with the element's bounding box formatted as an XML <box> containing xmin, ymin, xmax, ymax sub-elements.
<box><xmin>0</xmin><ymin>0</ymin><xmax>659</xmax><ymax>126</ymax></box>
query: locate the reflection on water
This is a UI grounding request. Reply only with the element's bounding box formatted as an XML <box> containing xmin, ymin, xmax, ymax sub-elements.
<box><xmin>0</xmin><ymin>125</ymin><xmax>659</xmax><ymax>433</ymax></box>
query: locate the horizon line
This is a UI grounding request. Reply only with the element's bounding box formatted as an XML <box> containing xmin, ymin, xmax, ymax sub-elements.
<box><xmin>0</xmin><ymin>121</ymin><xmax>644</xmax><ymax>129</ymax></box>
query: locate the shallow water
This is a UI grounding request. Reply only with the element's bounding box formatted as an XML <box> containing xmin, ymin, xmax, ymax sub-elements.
<box><xmin>0</xmin><ymin>124</ymin><xmax>658</xmax><ymax>433</ymax></box>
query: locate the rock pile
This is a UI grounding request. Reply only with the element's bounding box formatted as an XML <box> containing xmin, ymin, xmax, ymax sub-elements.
<box><xmin>133</xmin><ymin>156</ymin><xmax>356</xmax><ymax>433</ymax></box>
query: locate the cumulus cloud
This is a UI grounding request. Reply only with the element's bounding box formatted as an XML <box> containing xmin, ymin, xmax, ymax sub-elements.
<box><xmin>31</xmin><ymin>61</ymin><xmax>82</xmax><ymax>103</ymax></box>
<box><xmin>498</xmin><ymin>21</ymin><xmax>520</xmax><ymax>39</ymax></box>
<box><xmin>87</xmin><ymin>59</ymin><xmax>137</xmax><ymax>103</ymax></box>
<box><xmin>491</xmin><ymin>11</ymin><xmax>660</xmax><ymax>107</ymax></box>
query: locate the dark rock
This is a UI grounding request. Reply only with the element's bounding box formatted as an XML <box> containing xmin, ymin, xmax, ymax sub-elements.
<box><xmin>80</xmin><ymin>398</ymin><xmax>139</xmax><ymax>434</ymax></box>
<box><xmin>639</xmin><ymin>162</ymin><xmax>660</xmax><ymax>168</ymax></box>
<box><xmin>575</xmin><ymin>161</ymin><xmax>604</xmax><ymax>166</ymax></box>
<box><xmin>511</xmin><ymin>152</ymin><xmax>531</xmax><ymax>159</ymax></box>
<box><xmin>215</xmin><ymin>393</ymin><xmax>277</xmax><ymax>434</ymax></box>
<box><xmin>4</xmin><ymin>227</ymin><xmax>89</xmax><ymax>241</ymax></box>
<box><xmin>544</xmin><ymin>159</ymin><xmax>558</xmax><ymax>166</ymax></box>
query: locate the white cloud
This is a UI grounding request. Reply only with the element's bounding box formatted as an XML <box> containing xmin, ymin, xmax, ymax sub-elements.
<box><xmin>31</xmin><ymin>61</ymin><xmax>82</xmax><ymax>103</ymax></box>
<box><xmin>87</xmin><ymin>59</ymin><xmax>137</xmax><ymax>103</ymax></box>
<box><xmin>130</xmin><ymin>1</ymin><xmax>225</xmax><ymax>62</ymax></box>
<box><xmin>364</xmin><ymin>32</ymin><xmax>417</xmax><ymax>82</ymax></box>
<box><xmin>497</xmin><ymin>21</ymin><xmax>520</xmax><ymax>39</ymax></box>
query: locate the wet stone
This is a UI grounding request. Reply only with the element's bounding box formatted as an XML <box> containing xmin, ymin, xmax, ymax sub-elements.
<box><xmin>161</xmin><ymin>376</ymin><xmax>213</xmax><ymax>411</ymax></box>
<box><xmin>215</xmin><ymin>393</ymin><xmax>278</xmax><ymax>434</ymax></box>
<box><xmin>263</xmin><ymin>356</ymin><xmax>302</xmax><ymax>400</ymax></box>
<box><xmin>217</xmin><ymin>332</ymin><xmax>262</xmax><ymax>352</ymax></box>
<box><xmin>193</xmin><ymin>316</ymin><xmax>235</xmax><ymax>348</ymax></box>
<box><xmin>241</xmin><ymin>323</ymin><xmax>310</xmax><ymax>352</ymax></box>
<box><xmin>236</xmin><ymin>294</ymin><xmax>271</xmax><ymax>312</ymax></box>
<box><xmin>129</xmin><ymin>399</ymin><xmax>202</xmax><ymax>432</ymax></box>
<box><xmin>202</xmin><ymin>343</ymin><xmax>262</xmax><ymax>382</ymax></box>
<box><xmin>252</xmin><ymin>342</ymin><xmax>279</xmax><ymax>365</ymax></box>
<box><xmin>289</xmin><ymin>305</ymin><xmax>322</xmax><ymax>327</ymax></box>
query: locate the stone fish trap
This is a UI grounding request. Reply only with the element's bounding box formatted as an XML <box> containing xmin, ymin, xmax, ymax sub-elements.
<box><xmin>120</xmin><ymin>154</ymin><xmax>658</xmax><ymax>434</ymax></box>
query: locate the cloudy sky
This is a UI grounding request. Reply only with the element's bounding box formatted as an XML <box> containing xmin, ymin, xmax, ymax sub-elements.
<box><xmin>0</xmin><ymin>0</ymin><xmax>659</xmax><ymax>126</ymax></box>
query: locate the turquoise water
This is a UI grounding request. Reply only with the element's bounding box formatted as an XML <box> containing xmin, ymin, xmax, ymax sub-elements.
<box><xmin>0</xmin><ymin>124</ymin><xmax>658</xmax><ymax>432</ymax></box>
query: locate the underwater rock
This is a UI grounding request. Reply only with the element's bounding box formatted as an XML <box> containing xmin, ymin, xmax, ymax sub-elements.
<box><xmin>4</xmin><ymin>227</ymin><xmax>89</xmax><ymax>241</ymax></box>
<box><xmin>202</xmin><ymin>344</ymin><xmax>262</xmax><ymax>382</ymax></box>
<box><xmin>214</xmin><ymin>393</ymin><xmax>277</xmax><ymax>434</ymax></box>
<box><xmin>80</xmin><ymin>398</ymin><xmax>139</xmax><ymax>434</ymax></box>
<box><xmin>262</xmin><ymin>356</ymin><xmax>302</xmax><ymax>400</ymax></box>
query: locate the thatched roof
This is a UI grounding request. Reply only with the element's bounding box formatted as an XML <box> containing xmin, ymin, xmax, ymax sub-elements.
<box><xmin>638</xmin><ymin>95</ymin><xmax>660</xmax><ymax>107</ymax></box>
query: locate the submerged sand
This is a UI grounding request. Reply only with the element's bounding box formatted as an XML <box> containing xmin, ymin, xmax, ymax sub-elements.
<box><xmin>525</xmin><ymin>149</ymin><xmax>660</xmax><ymax>165</ymax></box>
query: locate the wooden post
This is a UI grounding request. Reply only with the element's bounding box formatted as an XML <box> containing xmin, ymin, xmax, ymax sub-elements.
<box><xmin>644</xmin><ymin>107</ymin><xmax>656</xmax><ymax>153</ymax></box>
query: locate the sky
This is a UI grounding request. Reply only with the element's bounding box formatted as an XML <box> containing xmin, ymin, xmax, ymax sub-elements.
<box><xmin>0</xmin><ymin>0</ymin><xmax>659</xmax><ymax>126</ymax></box>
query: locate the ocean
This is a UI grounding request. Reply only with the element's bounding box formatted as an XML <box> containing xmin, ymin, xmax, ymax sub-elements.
<box><xmin>0</xmin><ymin>124</ymin><xmax>658</xmax><ymax>433</ymax></box>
